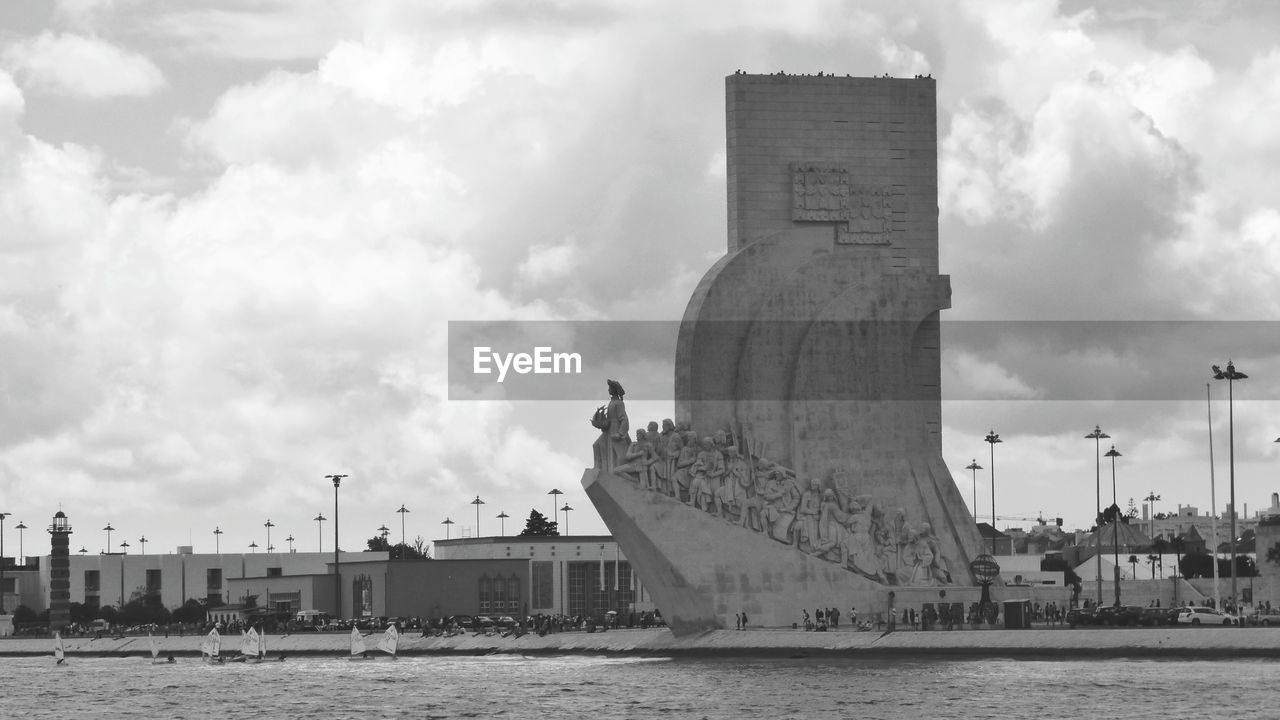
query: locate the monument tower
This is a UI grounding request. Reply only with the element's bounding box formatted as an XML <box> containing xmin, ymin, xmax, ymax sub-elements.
<box><xmin>584</xmin><ymin>74</ymin><xmax>989</xmax><ymax>635</ymax></box>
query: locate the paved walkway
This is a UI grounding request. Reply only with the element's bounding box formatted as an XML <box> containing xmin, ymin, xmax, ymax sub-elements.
<box><xmin>6</xmin><ymin>625</ymin><xmax>1279</xmax><ymax>658</ymax></box>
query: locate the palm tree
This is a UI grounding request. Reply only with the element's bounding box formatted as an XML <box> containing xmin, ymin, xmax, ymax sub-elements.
<box><xmin>1128</xmin><ymin>554</ymin><xmax>1139</xmax><ymax>579</ymax></box>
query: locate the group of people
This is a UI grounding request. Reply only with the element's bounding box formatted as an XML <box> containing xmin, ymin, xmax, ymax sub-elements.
<box><xmin>591</xmin><ymin>381</ymin><xmax>954</xmax><ymax>588</ymax></box>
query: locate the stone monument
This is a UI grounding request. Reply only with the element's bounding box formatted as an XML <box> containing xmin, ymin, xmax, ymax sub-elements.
<box><xmin>583</xmin><ymin>73</ymin><xmax>991</xmax><ymax>635</ymax></box>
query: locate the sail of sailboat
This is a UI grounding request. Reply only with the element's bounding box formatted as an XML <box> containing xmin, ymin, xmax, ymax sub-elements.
<box><xmin>349</xmin><ymin>625</ymin><xmax>367</xmax><ymax>658</ymax></box>
<box><xmin>53</xmin><ymin>632</ymin><xmax>66</xmax><ymax>664</ymax></box>
<box><xmin>376</xmin><ymin>624</ymin><xmax>399</xmax><ymax>658</ymax></box>
<box><xmin>202</xmin><ymin>628</ymin><xmax>221</xmax><ymax>662</ymax></box>
<box><xmin>257</xmin><ymin>627</ymin><xmax>266</xmax><ymax>660</ymax></box>
<box><xmin>148</xmin><ymin>631</ymin><xmax>161</xmax><ymax>662</ymax></box>
<box><xmin>241</xmin><ymin>627</ymin><xmax>260</xmax><ymax>660</ymax></box>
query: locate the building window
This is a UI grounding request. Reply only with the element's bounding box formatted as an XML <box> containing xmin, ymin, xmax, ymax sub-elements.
<box><xmin>84</xmin><ymin>570</ymin><xmax>100</xmax><ymax>592</ymax></box>
<box><xmin>146</xmin><ymin>569</ymin><xmax>162</xmax><ymax>595</ymax></box>
<box><xmin>506</xmin><ymin>576</ymin><xmax>520</xmax><ymax>612</ymax></box>
<box><xmin>353</xmin><ymin>575</ymin><xmax>373</xmax><ymax>617</ymax></box>
<box><xmin>531</xmin><ymin>561</ymin><xmax>552</xmax><ymax>610</ymax></box>
<box><xmin>0</xmin><ymin>577</ymin><xmax>13</xmax><ymax>594</ymax></box>
<box><xmin>492</xmin><ymin>573</ymin><xmax>506</xmax><ymax>612</ymax></box>
<box><xmin>206</xmin><ymin>568</ymin><xmax>223</xmax><ymax>606</ymax></box>
<box><xmin>478</xmin><ymin>574</ymin><xmax>491</xmax><ymax>614</ymax></box>
<box><xmin>267</xmin><ymin>567</ymin><xmax>282</xmax><ymax>577</ymax></box>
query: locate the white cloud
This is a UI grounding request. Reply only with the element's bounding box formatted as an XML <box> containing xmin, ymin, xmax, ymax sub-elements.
<box><xmin>517</xmin><ymin>240</ymin><xmax>580</xmax><ymax>285</ymax></box>
<box><xmin>2</xmin><ymin>32</ymin><xmax>165</xmax><ymax>99</ymax></box>
<box><xmin>943</xmin><ymin>351</ymin><xmax>1043</xmax><ymax>400</ymax></box>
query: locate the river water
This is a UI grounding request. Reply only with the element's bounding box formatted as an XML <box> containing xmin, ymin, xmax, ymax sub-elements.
<box><xmin>8</xmin><ymin>654</ymin><xmax>1272</xmax><ymax>719</ymax></box>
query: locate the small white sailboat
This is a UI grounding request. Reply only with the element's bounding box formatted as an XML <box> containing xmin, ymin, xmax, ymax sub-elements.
<box><xmin>239</xmin><ymin>627</ymin><xmax>261</xmax><ymax>663</ymax></box>
<box><xmin>257</xmin><ymin>627</ymin><xmax>267</xmax><ymax>661</ymax></box>
<box><xmin>201</xmin><ymin>628</ymin><xmax>221</xmax><ymax>663</ymax></box>
<box><xmin>375</xmin><ymin>624</ymin><xmax>399</xmax><ymax>659</ymax></box>
<box><xmin>54</xmin><ymin>632</ymin><xmax>66</xmax><ymax>665</ymax></box>
<box><xmin>349</xmin><ymin>625</ymin><xmax>368</xmax><ymax>660</ymax></box>
<box><xmin>148</xmin><ymin>631</ymin><xmax>167</xmax><ymax>664</ymax></box>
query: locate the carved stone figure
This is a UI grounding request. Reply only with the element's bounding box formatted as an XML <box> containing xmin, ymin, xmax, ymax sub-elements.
<box><xmin>590</xmin><ymin>379</ymin><xmax>630</xmax><ymax>472</ymax></box>
<box><xmin>715</xmin><ymin>445</ymin><xmax>748</xmax><ymax>520</ymax></box>
<box><xmin>613</xmin><ymin>429</ymin><xmax>652</xmax><ymax>485</ymax></box>
<box><xmin>672</xmin><ymin>430</ymin><xmax>699</xmax><ymax>503</ymax></box>
<box><xmin>689</xmin><ymin>437</ymin><xmax>723</xmax><ymax>513</ymax></box>
<box><xmin>795</xmin><ymin>479</ymin><xmax>823</xmax><ymax>553</ymax></box>
<box><xmin>761</xmin><ymin>469</ymin><xmax>801</xmax><ymax>544</ymax></box>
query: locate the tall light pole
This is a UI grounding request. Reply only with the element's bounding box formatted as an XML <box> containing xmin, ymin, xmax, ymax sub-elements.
<box><xmin>286</xmin><ymin>534</ymin><xmax>295</xmax><ymax>553</ymax></box>
<box><xmin>15</xmin><ymin>521</ymin><xmax>26</xmax><ymax>565</ymax></box>
<box><xmin>548</xmin><ymin>488</ymin><xmax>563</xmax><ymax>523</ymax></box>
<box><xmin>964</xmin><ymin>460</ymin><xmax>982</xmax><ymax>519</ymax></box>
<box><xmin>264</xmin><ymin>520</ymin><xmax>274</xmax><ymax>555</ymax></box>
<box><xmin>120</xmin><ymin>540</ymin><xmax>130</xmax><ymax>554</ymax></box>
<box><xmin>314</xmin><ymin>514</ymin><xmax>326</xmax><ymax>553</ymax></box>
<box><xmin>471</xmin><ymin>496</ymin><xmax>485</xmax><ymax>538</ymax></box>
<box><xmin>0</xmin><ymin>513</ymin><xmax>8</xmax><ymax>613</ymax></box>
<box><xmin>497</xmin><ymin>511</ymin><xmax>509</xmax><ymax>537</ymax></box>
<box><xmin>1086</xmin><ymin>425</ymin><xmax>1110</xmax><ymax>605</ymax></box>
<box><xmin>378</xmin><ymin>524</ymin><xmax>390</xmax><ymax>548</ymax></box>
<box><xmin>441</xmin><ymin>517</ymin><xmax>454</xmax><ymax>539</ymax></box>
<box><xmin>1144</xmin><ymin>492</ymin><xmax>1161</xmax><ymax>542</ymax></box>
<box><xmin>103</xmin><ymin>523</ymin><xmax>115</xmax><ymax>554</ymax></box>
<box><xmin>249</xmin><ymin>541</ymin><xmax>258</xmax><ymax>553</ymax></box>
<box><xmin>984</xmin><ymin>430</ymin><xmax>1001</xmax><ymax>554</ymax></box>
<box><xmin>139</xmin><ymin>536</ymin><xmax>147</xmax><ymax>555</ymax></box>
<box><xmin>561</xmin><ymin>503</ymin><xmax>573</xmax><ymax>537</ymax></box>
<box><xmin>213</xmin><ymin>526</ymin><xmax>222</xmax><ymax>554</ymax></box>
<box><xmin>396</xmin><ymin>505</ymin><xmax>409</xmax><ymax>559</ymax></box>
<box><xmin>1213</xmin><ymin>360</ymin><xmax>1247</xmax><ymax>609</ymax></box>
<box><xmin>325</xmin><ymin>474</ymin><xmax>348</xmax><ymax>619</ymax></box>
<box><xmin>1106</xmin><ymin>444</ymin><xmax>1122</xmax><ymax>606</ymax></box>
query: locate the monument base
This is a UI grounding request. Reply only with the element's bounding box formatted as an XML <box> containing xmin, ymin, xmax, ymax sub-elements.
<box><xmin>584</xmin><ymin>467</ymin><xmax>992</xmax><ymax>636</ymax></box>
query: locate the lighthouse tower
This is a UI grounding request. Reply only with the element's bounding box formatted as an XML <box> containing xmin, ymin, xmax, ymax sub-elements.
<box><xmin>48</xmin><ymin>511</ymin><xmax>72</xmax><ymax>632</ymax></box>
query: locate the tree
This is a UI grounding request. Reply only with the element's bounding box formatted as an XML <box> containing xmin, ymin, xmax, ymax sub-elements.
<box><xmin>1266</xmin><ymin>542</ymin><xmax>1280</xmax><ymax>569</ymax></box>
<box><xmin>11</xmin><ymin>605</ymin><xmax>36</xmax><ymax>625</ymax></box>
<box><xmin>171</xmin><ymin>598</ymin><xmax>208</xmax><ymax>625</ymax></box>
<box><xmin>412</xmin><ymin>535</ymin><xmax>431</xmax><ymax>559</ymax></box>
<box><xmin>1180</xmin><ymin>551</ymin><xmax>1214</xmax><ymax>578</ymax></box>
<box><xmin>366</xmin><ymin>535</ymin><xmax>392</xmax><ymax>552</ymax></box>
<box><xmin>1040</xmin><ymin>556</ymin><xmax>1082</xmax><ymax>596</ymax></box>
<box><xmin>1128</xmin><ymin>554</ymin><xmax>1139</xmax><ymax>579</ymax></box>
<box><xmin>519</xmin><ymin>509</ymin><xmax>559</xmax><ymax>537</ymax></box>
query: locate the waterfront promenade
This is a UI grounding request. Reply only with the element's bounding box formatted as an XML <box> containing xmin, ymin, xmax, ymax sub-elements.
<box><xmin>5</xmin><ymin>626</ymin><xmax>1279</xmax><ymax>659</ymax></box>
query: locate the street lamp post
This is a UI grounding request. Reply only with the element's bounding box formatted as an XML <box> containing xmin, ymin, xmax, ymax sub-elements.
<box><xmin>396</xmin><ymin>505</ymin><xmax>409</xmax><ymax>559</ymax></box>
<box><xmin>314</xmin><ymin>514</ymin><xmax>326</xmax><ymax>553</ymax></box>
<box><xmin>561</xmin><ymin>503</ymin><xmax>573</xmax><ymax>537</ymax></box>
<box><xmin>325</xmin><ymin>474</ymin><xmax>348</xmax><ymax>620</ymax></box>
<box><xmin>1086</xmin><ymin>425</ymin><xmax>1110</xmax><ymax>605</ymax></box>
<box><xmin>213</xmin><ymin>526</ymin><xmax>222</xmax><ymax>554</ymax></box>
<box><xmin>378</xmin><ymin>525</ymin><xmax>390</xmax><ymax>548</ymax></box>
<box><xmin>249</xmin><ymin>541</ymin><xmax>258</xmax><ymax>553</ymax></box>
<box><xmin>964</xmin><ymin>460</ymin><xmax>982</xmax><ymax>520</ymax></box>
<box><xmin>441</xmin><ymin>517</ymin><xmax>454</xmax><ymax>539</ymax></box>
<box><xmin>139</xmin><ymin>536</ymin><xmax>147</xmax><ymax>555</ymax></box>
<box><xmin>120</xmin><ymin>540</ymin><xmax>130</xmax><ymax>554</ymax></box>
<box><xmin>471</xmin><ymin>496</ymin><xmax>485</xmax><ymax>538</ymax></box>
<box><xmin>1106</xmin><ymin>445</ymin><xmax>1122</xmax><ymax>606</ymax></box>
<box><xmin>103</xmin><ymin>523</ymin><xmax>115</xmax><ymax>554</ymax></box>
<box><xmin>548</xmin><ymin>489</ymin><xmax>563</xmax><ymax>524</ymax></box>
<box><xmin>15</xmin><ymin>521</ymin><xmax>26</xmax><ymax>566</ymax></box>
<box><xmin>497</xmin><ymin>511</ymin><xmax>509</xmax><ymax>537</ymax></box>
<box><xmin>1144</xmin><ymin>492</ymin><xmax>1161</xmax><ymax>543</ymax></box>
<box><xmin>1212</xmin><ymin>360</ymin><xmax>1247</xmax><ymax>610</ymax></box>
<box><xmin>984</xmin><ymin>430</ymin><xmax>1002</xmax><ymax>555</ymax></box>
<box><xmin>286</xmin><ymin>535</ymin><xmax>295</xmax><ymax>553</ymax></box>
<box><xmin>0</xmin><ymin>513</ymin><xmax>8</xmax><ymax>613</ymax></box>
<box><xmin>264</xmin><ymin>520</ymin><xmax>274</xmax><ymax>555</ymax></box>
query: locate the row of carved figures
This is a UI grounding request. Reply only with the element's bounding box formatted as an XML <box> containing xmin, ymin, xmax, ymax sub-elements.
<box><xmin>589</xmin><ymin>384</ymin><xmax>953</xmax><ymax>588</ymax></box>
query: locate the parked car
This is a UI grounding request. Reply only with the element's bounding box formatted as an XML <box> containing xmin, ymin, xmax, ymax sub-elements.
<box><xmin>1137</xmin><ymin>607</ymin><xmax>1181</xmax><ymax>626</ymax></box>
<box><xmin>1066</xmin><ymin>607</ymin><xmax>1097</xmax><ymax>628</ymax></box>
<box><xmin>1175</xmin><ymin>607</ymin><xmax>1238</xmax><ymax>626</ymax></box>
<box><xmin>1247</xmin><ymin>610</ymin><xmax>1280</xmax><ymax>626</ymax></box>
<box><xmin>1095</xmin><ymin>605</ymin><xmax>1144</xmax><ymax>626</ymax></box>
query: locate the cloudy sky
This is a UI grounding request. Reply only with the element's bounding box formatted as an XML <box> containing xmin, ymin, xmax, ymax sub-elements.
<box><xmin>2</xmin><ymin>0</ymin><xmax>1279</xmax><ymax>561</ymax></box>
